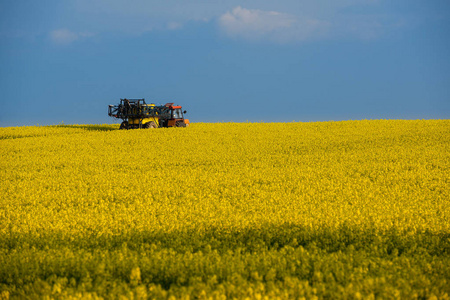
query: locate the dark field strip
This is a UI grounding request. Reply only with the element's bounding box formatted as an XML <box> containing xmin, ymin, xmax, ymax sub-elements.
<box><xmin>1</xmin><ymin>225</ymin><xmax>449</xmax><ymax>299</ymax></box>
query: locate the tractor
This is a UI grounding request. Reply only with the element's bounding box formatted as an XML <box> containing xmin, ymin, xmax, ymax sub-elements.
<box><xmin>108</xmin><ymin>98</ymin><xmax>190</xmax><ymax>129</ymax></box>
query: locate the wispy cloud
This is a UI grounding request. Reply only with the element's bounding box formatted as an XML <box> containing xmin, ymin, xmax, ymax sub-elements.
<box><xmin>49</xmin><ymin>29</ymin><xmax>94</xmax><ymax>45</ymax></box>
<box><xmin>218</xmin><ymin>6</ymin><xmax>330</xmax><ymax>43</ymax></box>
<box><xmin>167</xmin><ymin>22</ymin><xmax>183</xmax><ymax>30</ymax></box>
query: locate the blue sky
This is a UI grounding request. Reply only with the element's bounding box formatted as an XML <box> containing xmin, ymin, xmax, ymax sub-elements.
<box><xmin>1</xmin><ymin>0</ymin><xmax>449</xmax><ymax>126</ymax></box>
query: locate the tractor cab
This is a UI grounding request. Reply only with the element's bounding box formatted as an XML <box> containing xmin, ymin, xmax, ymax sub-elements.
<box><xmin>160</xmin><ymin>103</ymin><xmax>189</xmax><ymax>127</ymax></box>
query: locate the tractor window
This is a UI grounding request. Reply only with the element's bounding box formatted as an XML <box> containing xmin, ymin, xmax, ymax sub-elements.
<box><xmin>173</xmin><ymin>109</ymin><xmax>183</xmax><ymax>119</ymax></box>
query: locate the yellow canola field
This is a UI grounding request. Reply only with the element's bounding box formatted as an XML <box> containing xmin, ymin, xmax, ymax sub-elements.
<box><xmin>1</xmin><ymin>120</ymin><xmax>448</xmax><ymax>237</ymax></box>
<box><xmin>0</xmin><ymin>120</ymin><xmax>449</xmax><ymax>299</ymax></box>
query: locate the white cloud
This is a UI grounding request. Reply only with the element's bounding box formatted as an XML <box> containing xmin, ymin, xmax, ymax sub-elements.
<box><xmin>53</xmin><ymin>1</ymin><xmax>407</xmax><ymax>43</ymax></box>
<box><xmin>218</xmin><ymin>6</ymin><xmax>330</xmax><ymax>43</ymax></box>
<box><xmin>50</xmin><ymin>29</ymin><xmax>94</xmax><ymax>45</ymax></box>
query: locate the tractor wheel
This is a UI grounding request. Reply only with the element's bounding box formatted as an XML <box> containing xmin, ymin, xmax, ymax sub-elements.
<box><xmin>175</xmin><ymin>120</ymin><xmax>186</xmax><ymax>127</ymax></box>
<box><xmin>144</xmin><ymin>121</ymin><xmax>157</xmax><ymax>129</ymax></box>
<box><xmin>119</xmin><ymin>121</ymin><xmax>128</xmax><ymax>130</ymax></box>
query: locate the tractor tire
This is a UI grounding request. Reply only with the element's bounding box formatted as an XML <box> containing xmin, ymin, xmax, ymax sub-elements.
<box><xmin>144</xmin><ymin>121</ymin><xmax>157</xmax><ymax>129</ymax></box>
<box><xmin>119</xmin><ymin>121</ymin><xmax>128</xmax><ymax>130</ymax></box>
<box><xmin>175</xmin><ymin>120</ymin><xmax>186</xmax><ymax>127</ymax></box>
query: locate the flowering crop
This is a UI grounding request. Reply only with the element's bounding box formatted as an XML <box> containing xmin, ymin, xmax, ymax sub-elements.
<box><xmin>0</xmin><ymin>120</ymin><xmax>449</xmax><ymax>299</ymax></box>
